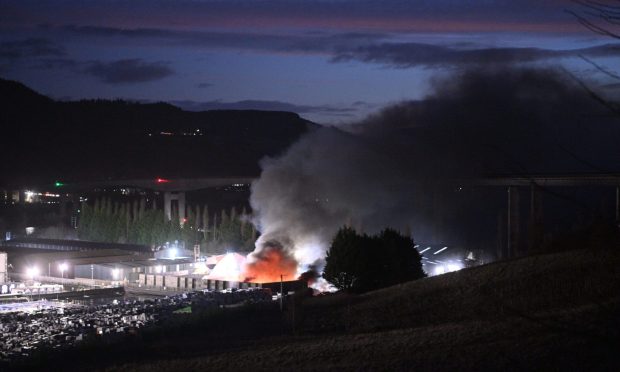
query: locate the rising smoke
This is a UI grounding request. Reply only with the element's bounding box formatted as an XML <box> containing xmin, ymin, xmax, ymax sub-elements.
<box><xmin>244</xmin><ymin>67</ymin><xmax>620</xmax><ymax>279</ymax></box>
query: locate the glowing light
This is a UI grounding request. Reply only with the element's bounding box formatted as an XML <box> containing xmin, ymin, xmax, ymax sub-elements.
<box><xmin>433</xmin><ymin>247</ymin><xmax>448</xmax><ymax>255</ymax></box>
<box><xmin>155</xmin><ymin>178</ymin><xmax>170</xmax><ymax>183</ymax></box>
<box><xmin>419</xmin><ymin>247</ymin><xmax>432</xmax><ymax>254</ymax></box>
<box><xmin>243</xmin><ymin>247</ymin><xmax>297</xmax><ymax>283</ymax></box>
<box><xmin>208</xmin><ymin>253</ymin><xmax>246</xmax><ymax>282</ymax></box>
<box><xmin>112</xmin><ymin>268</ymin><xmax>120</xmax><ymax>279</ymax></box>
<box><xmin>432</xmin><ymin>262</ymin><xmax>463</xmax><ymax>276</ymax></box>
<box><xmin>25</xmin><ymin>191</ymin><xmax>35</xmax><ymax>203</ymax></box>
<box><xmin>26</xmin><ymin>266</ymin><xmax>40</xmax><ymax>279</ymax></box>
<box><xmin>54</xmin><ymin>181</ymin><xmax>64</xmax><ymax>187</ymax></box>
<box><xmin>155</xmin><ymin>265</ymin><xmax>163</xmax><ymax>274</ymax></box>
<box><xmin>59</xmin><ymin>263</ymin><xmax>68</xmax><ymax>272</ymax></box>
<box><xmin>169</xmin><ymin>248</ymin><xmax>177</xmax><ymax>259</ymax></box>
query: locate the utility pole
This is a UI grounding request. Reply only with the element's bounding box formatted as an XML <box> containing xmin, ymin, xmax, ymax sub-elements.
<box><xmin>616</xmin><ymin>186</ymin><xmax>620</xmax><ymax>225</ymax></box>
<box><xmin>280</xmin><ymin>274</ymin><xmax>284</xmax><ymax>311</ymax></box>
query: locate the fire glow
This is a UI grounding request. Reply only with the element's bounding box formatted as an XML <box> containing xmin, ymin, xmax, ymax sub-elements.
<box><xmin>243</xmin><ymin>242</ymin><xmax>297</xmax><ymax>283</ymax></box>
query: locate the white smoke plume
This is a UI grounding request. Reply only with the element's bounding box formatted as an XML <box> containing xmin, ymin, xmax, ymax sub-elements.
<box><xmin>249</xmin><ymin>128</ymin><xmax>415</xmax><ymax>273</ymax></box>
<box><xmin>247</xmin><ymin>67</ymin><xmax>620</xmax><ymax>276</ymax></box>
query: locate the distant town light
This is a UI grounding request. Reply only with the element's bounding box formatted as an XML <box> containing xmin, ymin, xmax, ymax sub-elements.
<box><xmin>24</xmin><ymin>191</ymin><xmax>35</xmax><ymax>203</ymax></box>
<box><xmin>433</xmin><ymin>247</ymin><xmax>448</xmax><ymax>255</ymax></box>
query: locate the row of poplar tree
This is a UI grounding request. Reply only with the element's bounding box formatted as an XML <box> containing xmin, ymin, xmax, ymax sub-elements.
<box><xmin>77</xmin><ymin>198</ymin><xmax>258</xmax><ymax>252</ymax></box>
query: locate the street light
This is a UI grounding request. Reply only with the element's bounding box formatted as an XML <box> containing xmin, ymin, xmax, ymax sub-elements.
<box><xmin>26</xmin><ymin>266</ymin><xmax>39</xmax><ymax>281</ymax></box>
<box><xmin>59</xmin><ymin>263</ymin><xmax>68</xmax><ymax>286</ymax></box>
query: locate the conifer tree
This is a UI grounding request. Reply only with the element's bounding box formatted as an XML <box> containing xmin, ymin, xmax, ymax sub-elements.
<box><xmin>132</xmin><ymin>200</ymin><xmax>139</xmax><ymax>223</ymax></box>
<box><xmin>202</xmin><ymin>205</ymin><xmax>209</xmax><ymax>241</ymax></box>
<box><xmin>240</xmin><ymin>207</ymin><xmax>248</xmax><ymax>239</ymax></box>
<box><xmin>139</xmin><ymin>198</ymin><xmax>146</xmax><ymax>220</ymax></box>
<box><xmin>212</xmin><ymin>213</ymin><xmax>218</xmax><ymax>242</ymax></box>
<box><xmin>77</xmin><ymin>201</ymin><xmax>92</xmax><ymax>240</ymax></box>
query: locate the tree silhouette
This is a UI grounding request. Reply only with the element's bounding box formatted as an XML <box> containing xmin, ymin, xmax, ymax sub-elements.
<box><xmin>567</xmin><ymin>1</ymin><xmax>620</xmax><ymax>40</ymax></box>
<box><xmin>567</xmin><ymin>1</ymin><xmax>620</xmax><ymax>116</ymax></box>
<box><xmin>324</xmin><ymin>227</ymin><xmax>425</xmax><ymax>293</ymax></box>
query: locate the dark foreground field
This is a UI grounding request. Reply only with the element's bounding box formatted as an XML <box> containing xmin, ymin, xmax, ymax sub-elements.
<box><xmin>12</xmin><ymin>248</ymin><xmax>620</xmax><ymax>371</ymax></box>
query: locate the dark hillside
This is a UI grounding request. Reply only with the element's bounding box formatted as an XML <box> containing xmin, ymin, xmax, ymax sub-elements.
<box><xmin>0</xmin><ymin>78</ymin><xmax>316</xmax><ymax>186</ymax></box>
<box><xmin>300</xmin><ymin>248</ymin><xmax>620</xmax><ymax>334</ymax></box>
<box><xmin>11</xmin><ymin>248</ymin><xmax>619</xmax><ymax>371</ymax></box>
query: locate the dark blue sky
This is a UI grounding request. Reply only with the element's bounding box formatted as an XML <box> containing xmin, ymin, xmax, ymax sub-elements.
<box><xmin>1</xmin><ymin>0</ymin><xmax>618</xmax><ymax>123</ymax></box>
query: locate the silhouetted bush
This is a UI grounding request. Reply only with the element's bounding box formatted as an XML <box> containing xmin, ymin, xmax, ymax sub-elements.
<box><xmin>324</xmin><ymin>227</ymin><xmax>425</xmax><ymax>293</ymax></box>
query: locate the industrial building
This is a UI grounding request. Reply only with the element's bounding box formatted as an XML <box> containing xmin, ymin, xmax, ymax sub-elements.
<box><xmin>0</xmin><ymin>238</ymin><xmax>151</xmax><ymax>253</ymax></box>
<box><xmin>0</xmin><ymin>237</ymin><xmax>309</xmax><ymax>297</ymax></box>
<box><xmin>0</xmin><ymin>238</ymin><xmax>280</xmax><ymax>293</ymax></box>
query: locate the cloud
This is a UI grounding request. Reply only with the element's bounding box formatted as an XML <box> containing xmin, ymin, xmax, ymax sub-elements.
<box><xmin>0</xmin><ymin>37</ymin><xmax>172</xmax><ymax>84</ymax></box>
<box><xmin>0</xmin><ymin>38</ymin><xmax>65</xmax><ymax>60</ymax></box>
<box><xmin>56</xmin><ymin>25</ymin><xmax>388</xmax><ymax>54</ymax></box>
<box><xmin>82</xmin><ymin>59</ymin><xmax>173</xmax><ymax>84</ymax></box>
<box><xmin>7</xmin><ymin>1</ymin><xmax>580</xmax><ymax>34</ymax></box>
<box><xmin>197</xmin><ymin>82</ymin><xmax>213</xmax><ymax>89</ymax></box>
<box><xmin>31</xmin><ymin>57</ymin><xmax>78</xmax><ymax>70</ymax></box>
<box><xmin>331</xmin><ymin>42</ymin><xmax>620</xmax><ymax>68</ymax></box>
<box><xmin>53</xmin><ymin>24</ymin><xmax>620</xmax><ymax>69</ymax></box>
<box><xmin>171</xmin><ymin>99</ymin><xmax>357</xmax><ymax>116</ymax></box>
<box><xmin>29</xmin><ymin>56</ymin><xmax>174</xmax><ymax>84</ymax></box>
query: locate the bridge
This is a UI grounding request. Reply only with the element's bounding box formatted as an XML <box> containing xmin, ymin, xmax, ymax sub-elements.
<box><xmin>464</xmin><ymin>173</ymin><xmax>620</xmax><ymax>260</ymax></box>
<box><xmin>56</xmin><ymin>177</ymin><xmax>257</xmax><ymax>193</ymax></box>
<box><xmin>13</xmin><ymin>173</ymin><xmax>620</xmax><ymax>260</ymax></box>
<box><xmin>37</xmin><ymin>177</ymin><xmax>257</xmax><ymax>224</ymax></box>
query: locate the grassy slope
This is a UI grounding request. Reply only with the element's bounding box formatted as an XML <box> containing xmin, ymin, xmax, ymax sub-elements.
<box><xmin>13</xmin><ymin>249</ymin><xmax>620</xmax><ymax>371</ymax></box>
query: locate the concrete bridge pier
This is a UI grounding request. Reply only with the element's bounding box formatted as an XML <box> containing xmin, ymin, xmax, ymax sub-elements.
<box><xmin>504</xmin><ymin>184</ymin><xmax>544</xmax><ymax>259</ymax></box>
<box><xmin>528</xmin><ymin>184</ymin><xmax>544</xmax><ymax>255</ymax></box>
<box><xmin>506</xmin><ymin>186</ymin><xmax>520</xmax><ymax>259</ymax></box>
<box><xmin>163</xmin><ymin>191</ymin><xmax>186</xmax><ymax>226</ymax></box>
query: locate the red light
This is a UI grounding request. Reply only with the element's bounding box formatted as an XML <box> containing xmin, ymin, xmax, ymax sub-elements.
<box><xmin>156</xmin><ymin>178</ymin><xmax>171</xmax><ymax>183</ymax></box>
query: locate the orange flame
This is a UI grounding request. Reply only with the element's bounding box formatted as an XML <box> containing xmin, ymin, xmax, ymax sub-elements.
<box><xmin>243</xmin><ymin>245</ymin><xmax>297</xmax><ymax>283</ymax></box>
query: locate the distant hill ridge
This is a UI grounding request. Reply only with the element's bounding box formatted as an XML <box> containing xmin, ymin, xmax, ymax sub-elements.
<box><xmin>0</xmin><ymin>78</ymin><xmax>317</xmax><ymax>187</ymax></box>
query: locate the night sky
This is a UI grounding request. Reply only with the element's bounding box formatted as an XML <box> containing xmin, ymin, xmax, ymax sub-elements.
<box><xmin>1</xmin><ymin>0</ymin><xmax>619</xmax><ymax>124</ymax></box>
